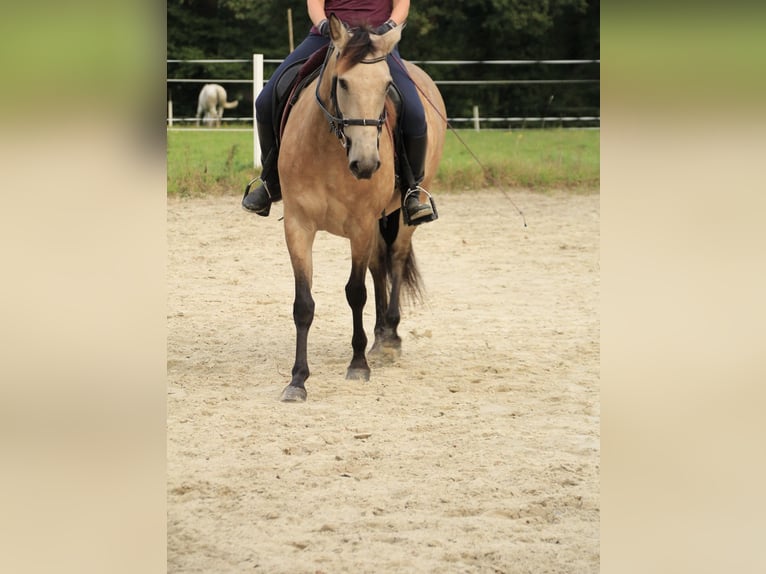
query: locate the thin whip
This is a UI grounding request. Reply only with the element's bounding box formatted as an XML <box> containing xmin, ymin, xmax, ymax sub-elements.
<box><xmin>391</xmin><ymin>56</ymin><xmax>527</xmax><ymax>227</ymax></box>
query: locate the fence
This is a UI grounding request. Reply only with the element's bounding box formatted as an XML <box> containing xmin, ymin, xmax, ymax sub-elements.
<box><xmin>167</xmin><ymin>56</ymin><xmax>599</xmax><ymax>166</ymax></box>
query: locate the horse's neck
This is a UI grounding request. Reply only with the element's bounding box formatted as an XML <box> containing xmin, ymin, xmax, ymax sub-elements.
<box><xmin>286</xmin><ymin>74</ymin><xmax>342</xmax><ymax>155</ymax></box>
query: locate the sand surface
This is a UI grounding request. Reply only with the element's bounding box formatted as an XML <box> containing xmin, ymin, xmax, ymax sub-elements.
<box><xmin>167</xmin><ymin>189</ymin><xmax>600</xmax><ymax>573</ymax></box>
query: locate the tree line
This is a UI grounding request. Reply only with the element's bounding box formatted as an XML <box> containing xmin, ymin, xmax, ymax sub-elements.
<box><xmin>167</xmin><ymin>0</ymin><xmax>599</xmax><ymax>126</ymax></box>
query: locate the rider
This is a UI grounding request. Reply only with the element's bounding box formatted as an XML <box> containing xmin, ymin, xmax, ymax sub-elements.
<box><xmin>242</xmin><ymin>0</ymin><xmax>436</xmax><ymax>225</ymax></box>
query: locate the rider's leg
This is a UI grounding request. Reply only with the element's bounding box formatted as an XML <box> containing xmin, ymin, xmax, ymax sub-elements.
<box><xmin>388</xmin><ymin>49</ymin><xmax>437</xmax><ymax>225</ymax></box>
<box><xmin>242</xmin><ymin>33</ymin><xmax>329</xmax><ymax>216</ymax></box>
<box><xmin>401</xmin><ymin>130</ymin><xmax>435</xmax><ymax>222</ymax></box>
<box><xmin>242</xmin><ymin>118</ymin><xmax>280</xmax><ymax>215</ymax></box>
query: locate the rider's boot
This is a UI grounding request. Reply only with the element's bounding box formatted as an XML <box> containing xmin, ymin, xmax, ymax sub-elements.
<box><xmin>401</xmin><ymin>131</ymin><xmax>437</xmax><ymax>226</ymax></box>
<box><xmin>242</xmin><ymin>121</ymin><xmax>282</xmax><ymax>216</ymax></box>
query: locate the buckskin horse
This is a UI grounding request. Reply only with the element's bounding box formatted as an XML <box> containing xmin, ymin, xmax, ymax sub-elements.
<box><xmin>276</xmin><ymin>14</ymin><xmax>446</xmax><ymax>402</ymax></box>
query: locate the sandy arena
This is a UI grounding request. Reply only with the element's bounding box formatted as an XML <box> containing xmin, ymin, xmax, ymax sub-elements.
<box><xmin>167</xmin><ymin>189</ymin><xmax>600</xmax><ymax>573</ymax></box>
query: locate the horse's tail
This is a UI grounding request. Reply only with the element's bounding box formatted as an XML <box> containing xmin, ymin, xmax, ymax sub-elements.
<box><xmin>223</xmin><ymin>100</ymin><xmax>239</xmax><ymax>109</ymax></box>
<box><xmin>377</xmin><ymin>211</ymin><xmax>423</xmax><ymax>304</ymax></box>
<box><xmin>399</xmin><ymin>241</ymin><xmax>423</xmax><ymax>305</ymax></box>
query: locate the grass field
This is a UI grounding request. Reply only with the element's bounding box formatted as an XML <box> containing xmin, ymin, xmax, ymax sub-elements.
<box><xmin>167</xmin><ymin>128</ymin><xmax>599</xmax><ymax>197</ymax></box>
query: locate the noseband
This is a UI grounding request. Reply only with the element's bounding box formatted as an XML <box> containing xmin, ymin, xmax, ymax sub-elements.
<box><xmin>315</xmin><ymin>46</ymin><xmax>388</xmax><ymax>151</ymax></box>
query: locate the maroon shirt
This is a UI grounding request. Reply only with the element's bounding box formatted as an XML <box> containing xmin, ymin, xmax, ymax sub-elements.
<box><xmin>311</xmin><ymin>0</ymin><xmax>392</xmax><ymax>31</ymax></box>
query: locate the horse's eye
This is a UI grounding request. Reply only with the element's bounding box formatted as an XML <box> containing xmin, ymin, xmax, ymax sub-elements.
<box><xmin>338</xmin><ymin>78</ymin><xmax>349</xmax><ymax>91</ymax></box>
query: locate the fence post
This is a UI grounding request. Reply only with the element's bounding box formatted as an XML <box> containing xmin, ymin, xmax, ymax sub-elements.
<box><xmin>167</xmin><ymin>100</ymin><xmax>173</xmax><ymax>127</ymax></box>
<box><xmin>253</xmin><ymin>54</ymin><xmax>264</xmax><ymax>168</ymax></box>
<box><xmin>472</xmin><ymin>105</ymin><xmax>480</xmax><ymax>131</ymax></box>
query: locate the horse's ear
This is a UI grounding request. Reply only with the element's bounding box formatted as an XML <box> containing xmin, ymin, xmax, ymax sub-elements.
<box><xmin>371</xmin><ymin>23</ymin><xmax>403</xmax><ymax>56</ymax></box>
<box><xmin>329</xmin><ymin>13</ymin><xmax>349</xmax><ymax>50</ymax></box>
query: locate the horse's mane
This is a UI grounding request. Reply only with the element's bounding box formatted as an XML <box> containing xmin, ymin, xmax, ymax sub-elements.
<box><xmin>336</xmin><ymin>27</ymin><xmax>376</xmax><ymax>74</ymax></box>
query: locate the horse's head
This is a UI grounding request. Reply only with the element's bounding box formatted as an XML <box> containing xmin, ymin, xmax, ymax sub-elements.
<box><xmin>323</xmin><ymin>14</ymin><xmax>401</xmax><ymax>180</ymax></box>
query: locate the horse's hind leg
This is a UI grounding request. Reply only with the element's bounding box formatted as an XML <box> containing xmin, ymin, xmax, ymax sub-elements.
<box><xmin>369</xmin><ymin>255</ymin><xmax>402</xmax><ymax>360</ymax></box>
<box><xmin>280</xmin><ymin>224</ymin><xmax>316</xmax><ymax>402</ymax></box>
<box><xmin>370</xmin><ymin>214</ymin><xmax>416</xmax><ymax>360</ymax></box>
<box><xmin>369</xmin><ymin>238</ymin><xmax>396</xmax><ymax>358</ymax></box>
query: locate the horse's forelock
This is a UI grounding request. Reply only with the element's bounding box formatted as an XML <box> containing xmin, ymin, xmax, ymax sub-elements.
<box><xmin>336</xmin><ymin>27</ymin><xmax>375</xmax><ymax>73</ymax></box>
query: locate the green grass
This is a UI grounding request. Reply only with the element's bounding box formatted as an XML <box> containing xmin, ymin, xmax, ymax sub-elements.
<box><xmin>167</xmin><ymin>127</ymin><xmax>599</xmax><ymax>197</ymax></box>
<box><xmin>439</xmin><ymin>129</ymin><xmax>599</xmax><ymax>192</ymax></box>
<box><xmin>167</xmin><ymin>129</ymin><xmax>255</xmax><ymax>197</ymax></box>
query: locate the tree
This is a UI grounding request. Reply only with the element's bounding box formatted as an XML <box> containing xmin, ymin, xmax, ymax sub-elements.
<box><xmin>167</xmin><ymin>0</ymin><xmax>599</xmax><ymax>125</ymax></box>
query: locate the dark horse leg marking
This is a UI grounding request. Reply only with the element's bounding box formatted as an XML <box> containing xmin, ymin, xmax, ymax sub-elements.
<box><xmin>280</xmin><ymin>273</ymin><xmax>314</xmax><ymax>402</ymax></box>
<box><xmin>370</xmin><ymin>211</ymin><xmax>419</xmax><ymax>360</ymax></box>
<box><xmin>345</xmin><ymin>258</ymin><xmax>371</xmax><ymax>381</ymax></box>
<box><xmin>370</xmin><ymin>261</ymin><xmax>402</xmax><ymax>359</ymax></box>
<box><xmin>280</xmin><ymin>221</ymin><xmax>316</xmax><ymax>403</ymax></box>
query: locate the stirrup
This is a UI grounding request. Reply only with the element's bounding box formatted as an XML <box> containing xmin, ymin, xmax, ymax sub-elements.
<box><xmin>242</xmin><ymin>177</ymin><xmax>273</xmax><ymax>216</ymax></box>
<box><xmin>403</xmin><ymin>186</ymin><xmax>439</xmax><ymax>226</ymax></box>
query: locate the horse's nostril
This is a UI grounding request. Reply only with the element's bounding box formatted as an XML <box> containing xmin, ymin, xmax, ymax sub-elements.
<box><xmin>349</xmin><ymin>160</ymin><xmax>359</xmax><ymax>173</ymax></box>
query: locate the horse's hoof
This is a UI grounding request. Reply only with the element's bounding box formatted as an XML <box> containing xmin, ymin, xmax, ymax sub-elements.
<box><xmin>346</xmin><ymin>367</ymin><xmax>370</xmax><ymax>381</ymax></box>
<box><xmin>279</xmin><ymin>385</ymin><xmax>307</xmax><ymax>402</ymax></box>
<box><xmin>370</xmin><ymin>341</ymin><xmax>402</xmax><ymax>361</ymax></box>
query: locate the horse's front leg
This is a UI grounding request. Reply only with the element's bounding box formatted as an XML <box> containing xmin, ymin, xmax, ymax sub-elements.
<box><xmin>345</xmin><ymin>239</ymin><xmax>373</xmax><ymax>381</ymax></box>
<box><xmin>280</xmin><ymin>223</ymin><xmax>316</xmax><ymax>402</ymax></box>
<box><xmin>368</xmin><ymin>239</ymin><xmax>391</xmax><ymax>356</ymax></box>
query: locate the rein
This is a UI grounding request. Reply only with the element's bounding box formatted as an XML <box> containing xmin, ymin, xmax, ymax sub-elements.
<box><xmin>315</xmin><ymin>45</ymin><xmax>388</xmax><ymax>151</ymax></box>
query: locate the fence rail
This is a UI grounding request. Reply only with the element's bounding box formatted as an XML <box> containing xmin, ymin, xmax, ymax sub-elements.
<box><xmin>168</xmin><ymin>57</ymin><xmax>599</xmax><ymax>165</ymax></box>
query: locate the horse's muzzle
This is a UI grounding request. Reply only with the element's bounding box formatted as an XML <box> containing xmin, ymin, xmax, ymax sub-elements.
<box><xmin>349</xmin><ymin>158</ymin><xmax>381</xmax><ymax>180</ymax></box>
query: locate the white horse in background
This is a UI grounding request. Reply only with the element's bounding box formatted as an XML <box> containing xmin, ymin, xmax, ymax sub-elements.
<box><xmin>195</xmin><ymin>84</ymin><xmax>239</xmax><ymax>127</ymax></box>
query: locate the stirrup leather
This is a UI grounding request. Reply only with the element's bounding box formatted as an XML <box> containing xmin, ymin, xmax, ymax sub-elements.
<box><xmin>402</xmin><ymin>185</ymin><xmax>439</xmax><ymax>226</ymax></box>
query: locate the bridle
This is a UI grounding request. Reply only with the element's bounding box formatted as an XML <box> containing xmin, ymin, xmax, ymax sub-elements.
<box><xmin>315</xmin><ymin>45</ymin><xmax>389</xmax><ymax>152</ymax></box>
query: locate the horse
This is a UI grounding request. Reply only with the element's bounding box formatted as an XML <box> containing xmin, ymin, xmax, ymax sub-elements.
<box><xmin>275</xmin><ymin>14</ymin><xmax>446</xmax><ymax>402</ymax></box>
<box><xmin>195</xmin><ymin>83</ymin><xmax>239</xmax><ymax>127</ymax></box>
